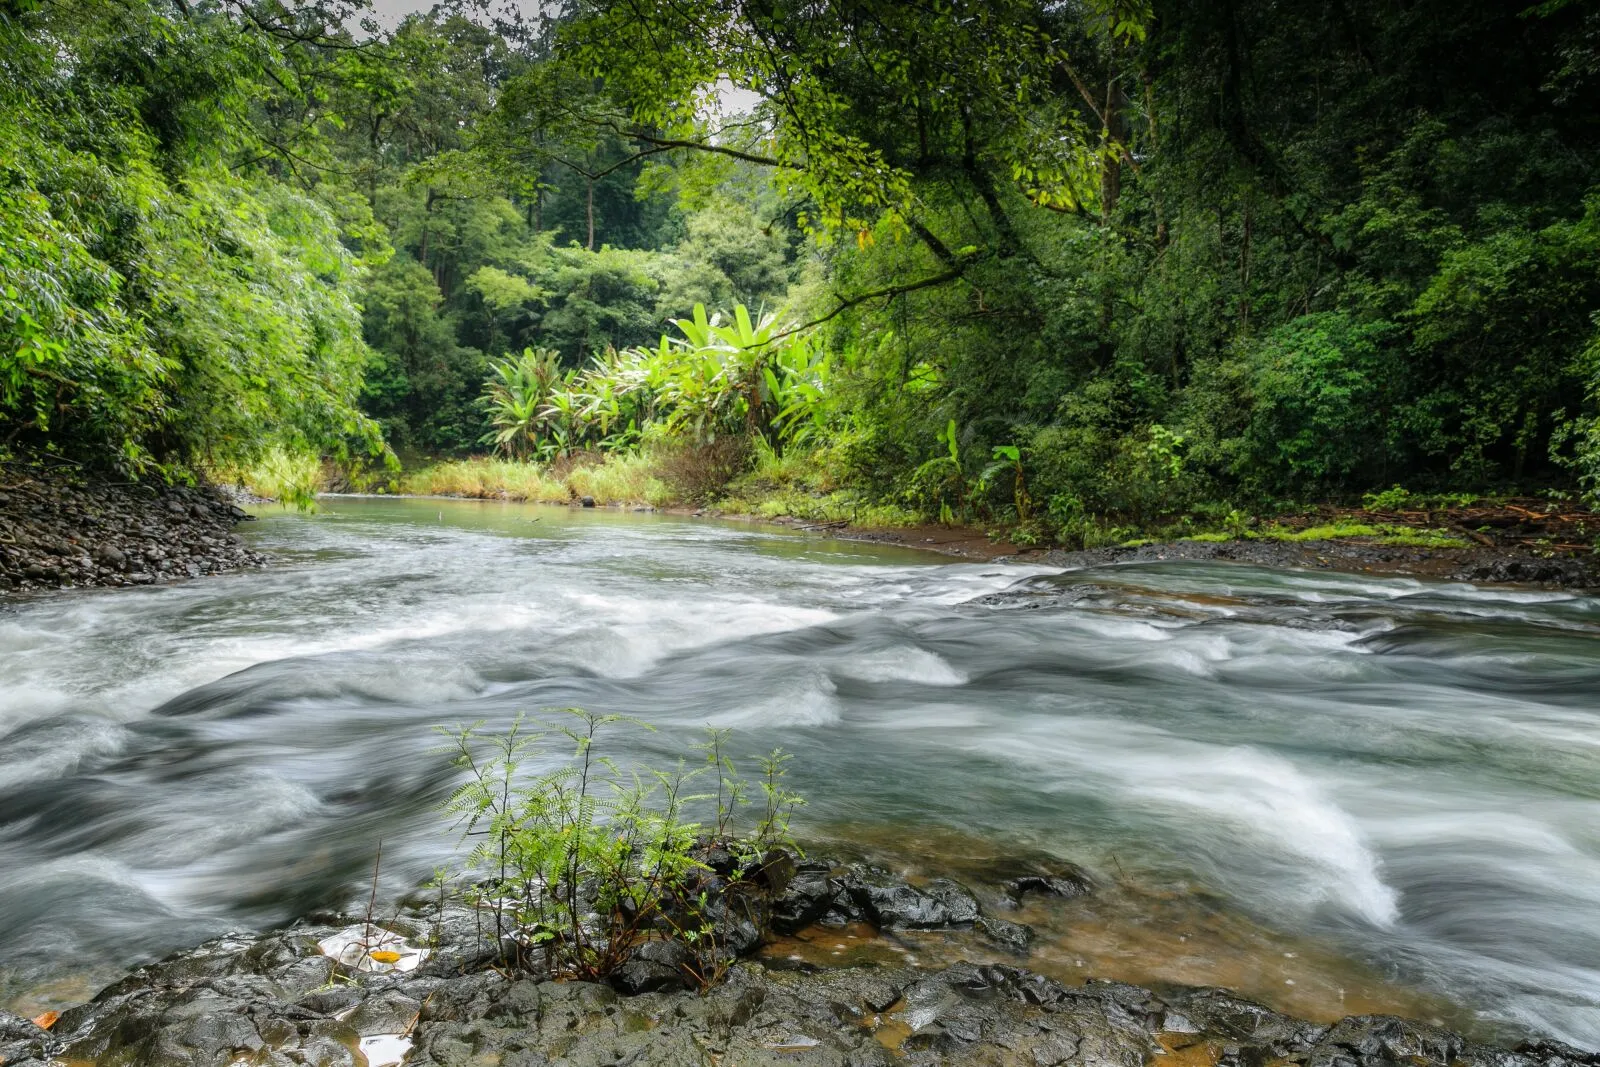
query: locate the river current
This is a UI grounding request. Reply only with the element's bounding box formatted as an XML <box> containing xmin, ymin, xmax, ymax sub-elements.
<box><xmin>1</xmin><ymin>499</ymin><xmax>1597</xmax><ymax>1047</ymax></box>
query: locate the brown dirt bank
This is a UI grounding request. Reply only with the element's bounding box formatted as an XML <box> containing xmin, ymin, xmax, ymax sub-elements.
<box><xmin>1029</xmin><ymin>538</ymin><xmax>1600</xmax><ymax>590</ymax></box>
<box><xmin>739</xmin><ymin>503</ymin><xmax>1600</xmax><ymax>589</ymax></box>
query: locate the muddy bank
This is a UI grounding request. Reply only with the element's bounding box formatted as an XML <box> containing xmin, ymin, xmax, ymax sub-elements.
<box><xmin>0</xmin><ymin>463</ymin><xmax>263</xmax><ymax>594</ymax></box>
<box><xmin>755</xmin><ymin>517</ymin><xmax>1600</xmax><ymax>589</ymax></box>
<box><xmin>4</xmin><ymin>856</ymin><xmax>1594</xmax><ymax>1067</ymax></box>
<box><xmin>1030</xmin><ymin>538</ymin><xmax>1600</xmax><ymax>590</ymax></box>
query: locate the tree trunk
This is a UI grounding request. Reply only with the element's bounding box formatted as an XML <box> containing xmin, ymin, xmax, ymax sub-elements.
<box><xmin>1100</xmin><ymin>78</ymin><xmax>1121</xmax><ymax>224</ymax></box>
<box><xmin>585</xmin><ymin>178</ymin><xmax>595</xmax><ymax>251</ymax></box>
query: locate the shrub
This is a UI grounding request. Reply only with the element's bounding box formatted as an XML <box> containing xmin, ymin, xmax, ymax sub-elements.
<box><xmin>1242</xmin><ymin>313</ymin><xmax>1400</xmax><ymax>492</ymax></box>
<box><xmin>228</xmin><ymin>445</ymin><xmax>324</xmax><ymax>511</ymax></box>
<box><xmin>654</xmin><ymin>436</ymin><xmax>753</xmax><ymax>505</ymax></box>
<box><xmin>440</xmin><ymin>712</ymin><xmax>803</xmax><ymax>990</ymax></box>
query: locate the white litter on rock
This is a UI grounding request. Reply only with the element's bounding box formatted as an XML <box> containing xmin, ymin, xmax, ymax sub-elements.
<box><xmin>316</xmin><ymin>924</ymin><xmax>430</xmax><ymax>973</ymax></box>
<box><xmin>359</xmin><ymin>1033</ymin><xmax>413</xmax><ymax>1067</ymax></box>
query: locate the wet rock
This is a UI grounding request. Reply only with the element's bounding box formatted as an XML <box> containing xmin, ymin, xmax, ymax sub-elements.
<box><xmin>841</xmin><ymin>867</ymin><xmax>980</xmax><ymax>929</ymax></box>
<box><xmin>974</xmin><ymin>915</ymin><xmax>1034</xmax><ymax>953</ymax></box>
<box><xmin>1005</xmin><ymin>870</ymin><xmax>1095</xmax><ymax>904</ymax></box>
<box><xmin>579</xmin><ymin>495</ymin><xmax>597</xmax><ymax>507</ymax></box>
<box><xmin>344</xmin><ymin>990</ymin><xmax>422</xmax><ymax>1036</ymax></box>
<box><xmin>35</xmin><ymin>910</ymin><xmax>1599</xmax><ymax>1067</ymax></box>
<box><xmin>771</xmin><ymin>858</ymin><xmax>843</xmax><ymax>933</ymax></box>
<box><xmin>0</xmin><ymin>1010</ymin><xmax>59</xmax><ymax>1066</ymax></box>
<box><xmin>609</xmin><ymin>937</ymin><xmax>695</xmax><ymax>994</ymax></box>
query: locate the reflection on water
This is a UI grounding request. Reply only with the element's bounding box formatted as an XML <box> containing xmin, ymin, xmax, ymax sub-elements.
<box><xmin>0</xmin><ymin>498</ymin><xmax>1598</xmax><ymax>1048</ymax></box>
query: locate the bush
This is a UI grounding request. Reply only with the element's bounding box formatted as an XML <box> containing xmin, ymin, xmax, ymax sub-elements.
<box><xmin>441</xmin><ymin>712</ymin><xmax>803</xmax><ymax>989</ymax></box>
<box><xmin>1242</xmin><ymin>313</ymin><xmax>1400</xmax><ymax>492</ymax></box>
<box><xmin>226</xmin><ymin>445</ymin><xmax>324</xmax><ymax>511</ymax></box>
<box><xmin>654</xmin><ymin>437</ymin><xmax>753</xmax><ymax>505</ymax></box>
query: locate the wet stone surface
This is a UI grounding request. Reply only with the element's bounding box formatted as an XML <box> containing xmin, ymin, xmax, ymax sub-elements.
<box><xmin>5</xmin><ymin>864</ymin><xmax>1599</xmax><ymax>1067</ymax></box>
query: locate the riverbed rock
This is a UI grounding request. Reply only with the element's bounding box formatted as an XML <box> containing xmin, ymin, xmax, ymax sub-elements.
<box><xmin>769</xmin><ymin>860</ymin><xmax>994</xmax><ymax>934</ymax></box>
<box><xmin>841</xmin><ymin>869</ymin><xmax>982</xmax><ymax>930</ymax></box>
<box><xmin>974</xmin><ymin>915</ymin><xmax>1035</xmax><ymax>953</ymax></box>
<box><xmin>1004</xmin><ymin>870</ymin><xmax>1095</xmax><ymax>905</ymax></box>
<box><xmin>20</xmin><ymin>903</ymin><xmax>1595</xmax><ymax>1067</ymax></box>
<box><xmin>0</xmin><ymin>463</ymin><xmax>264</xmax><ymax>595</ymax></box>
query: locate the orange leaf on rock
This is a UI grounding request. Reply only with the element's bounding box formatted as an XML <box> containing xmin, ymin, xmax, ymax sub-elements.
<box><xmin>368</xmin><ymin>950</ymin><xmax>403</xmax><ymax>964</ymax></box>
<box><xmin>31</xmin><ymin>1011</ymin><xmax>58</xmax><ymax>1030</ymax></box>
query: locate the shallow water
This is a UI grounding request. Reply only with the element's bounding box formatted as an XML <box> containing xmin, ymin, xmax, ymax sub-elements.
<box><xmin>1</xmin><ymin>498</ymin><xmax>1598</xmax><ymax>1046</ymax></box>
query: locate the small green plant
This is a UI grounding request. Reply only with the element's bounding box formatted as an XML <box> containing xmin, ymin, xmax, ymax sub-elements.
<box><xmin>913</xmin><ymin>418</ymin><xmax>966</xmax><ymax>521</ymax></box>
<box><xmin>1222</xmin><ymin>508</ymin><xmax>1254</xmax><ymax>538</ymax></box>
<box><xmin>480</xmin><ymin>347</ymin><xmax>567</xmax><ymax>459</ymax></box>
<box><xmin>440</xmin><ymin>711</ymin><xmax>803</xmax><ymax>991</ymax></box>
<box><xmin>1362</xmin><ymin>485</ymin><xmax>1413</xmax><ymax>511</ymax></box>
<box><xmin>977</xmin><ymin>444</ymin><xmax>1031</xmax><ymax>522</ymax></box>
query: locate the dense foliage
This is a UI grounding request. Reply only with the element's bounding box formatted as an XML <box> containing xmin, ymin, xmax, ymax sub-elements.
<box><xmin>0</xmin><ymin>0</ymin><xmax>385</xmax><ymax>474</ymax></box>
<box><xmin>8</xmin><ymin>0</ymin><xmax>1600</xmax><ymax>535</ymax></box>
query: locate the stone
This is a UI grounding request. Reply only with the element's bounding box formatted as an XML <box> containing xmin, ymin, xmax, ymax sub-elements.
<box><xmin>1003</xmin><ymin>869</ymin><xmax>1095</xmax><ymax>905</ymax></box>
<box><xmin>841</xmin><ymin>867</ymin><xmax>980</xmax><ymax>929</ymax></box>
<box><xmin>609</xmin><ymin>937</ymin><xmax>695</xmax><ymax>994</ymax></box>
<box><xmin>975</xmin><ymin>915</ymin><xmax>1035</xmax><ymax>953</ymax></box>
<box><xmin>770</xmin><ymin>859</ymin><xmax>842</xmax><ymax>933</ymax></box>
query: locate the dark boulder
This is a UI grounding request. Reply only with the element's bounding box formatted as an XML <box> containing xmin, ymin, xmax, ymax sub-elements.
<box><xmin>974</xmin><ymin>915</ymin><xmax>1035</xmax><ymax>953</ymax></box>
<box><xmin>609</xmin><ymin>938</ymin><xmax>694</xmax><ymax>995</ymax></box>
<box><xmin>840</xmin><ymin>867</ymin><xmax>980</xmax><ymax>929</ymax></box>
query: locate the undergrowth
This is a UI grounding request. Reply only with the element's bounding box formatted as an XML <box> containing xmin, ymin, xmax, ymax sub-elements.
<box><xmin>440</xmin><ymin>711</ymin><xmax>803</xmax><ymax>991</ymax></box>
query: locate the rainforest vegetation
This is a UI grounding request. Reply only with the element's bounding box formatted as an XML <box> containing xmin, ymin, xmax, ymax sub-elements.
<box><xmin>6</xmin><ymin>0</ymin><xmax>1600</xmax><ymax>545</ymax></box>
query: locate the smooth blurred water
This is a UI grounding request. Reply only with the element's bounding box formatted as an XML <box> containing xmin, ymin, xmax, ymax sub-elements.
<box><xmin>1</xmin><ymin>498</ymin><xmax>1598</xmax><ymax>1045</ymax></box>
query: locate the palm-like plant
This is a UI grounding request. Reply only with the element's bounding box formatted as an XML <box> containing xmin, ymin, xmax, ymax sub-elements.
<box><xmin>479</xmin><ymin>347</ymin><xmax>565</xmax><ymax>458</ymax></box>
<box><xmin>478</xmin><ymin>306</ymin><xmax>830</xmax><ymax>463</ymax></box>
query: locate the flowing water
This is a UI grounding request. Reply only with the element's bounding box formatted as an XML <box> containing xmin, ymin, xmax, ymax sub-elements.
<box><xmin>1</xmin><ymin>498</ymin><xmax>1598</xmax><ymax>1047</ymax></box>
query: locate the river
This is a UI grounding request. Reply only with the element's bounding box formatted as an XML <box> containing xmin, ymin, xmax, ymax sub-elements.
<box><xmin>1</xmin><ymin>498</ymin><xmax>1597</xmax><ymax>1048</ymax></box>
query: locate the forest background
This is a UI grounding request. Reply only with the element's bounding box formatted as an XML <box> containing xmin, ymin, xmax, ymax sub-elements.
<box><xmin>6</xmin><ymin>0</ymin><xmax>1600</xmax><ymax>547</ymax></box>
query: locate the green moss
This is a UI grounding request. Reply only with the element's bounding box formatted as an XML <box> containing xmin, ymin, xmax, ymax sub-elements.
<box><xmin>1181</xmin><ymin>532</ymin><xmax>1234</xmax><ymax>543</ymax></box>
<box><xmin>1258</xmin><ymin>520</ymin><xmax>1467</xmax><ymax>547</ymax></box>
<box><xmin>1374</xmin><ymin>531</ymin><xmax>1469</xmax><ymax>548</ymax></box>
<box><xmin>1261</xmin><ymin>521</ymin><xmax>1382</xmax><ymax>541</ymax></box>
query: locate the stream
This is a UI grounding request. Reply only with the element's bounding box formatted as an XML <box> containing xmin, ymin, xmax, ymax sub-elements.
<box><xmin>1</xmin><ymin>498</ymin><xmax>1597</xmax><ymax>1048</ymax></box>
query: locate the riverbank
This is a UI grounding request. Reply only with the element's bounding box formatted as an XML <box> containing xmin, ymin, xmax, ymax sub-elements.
<box><xmin>3</xmin><ymin>853</ymin><xmax>1592</xmax><ymax>1067</ymax></box>
<box><xmin>384</xmin><ymin>455</ymin><xmax>1600</xmax><ymax>588</ymax></box>
<box><xmin>753</xmin><ymin>510</ymin><xmax>1600</xmax><ymax>589</ymax></box>
<box><xmin>2</xmin><ymin>456</ymin><xmax>1593</xmax><ymax>597</ymax></box>
<box><xmin>0</xmin><ymin>462</ymin><xmax>264</xmax><ymax>593</ymax></box>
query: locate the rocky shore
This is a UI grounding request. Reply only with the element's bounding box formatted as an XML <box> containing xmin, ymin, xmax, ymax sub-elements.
<box><xmin>1033</xmin><ymin>538</ymin><xmax>1600</xmax><ymax>589</ymax></box>
<box><xmin>0</xmin><ymin>464</ymin><xmax>264</xmax><ymax>593</ymax></box>
<box><xmin>4</xmin><ymin>858</ymin><xmax>1594</xmax><ymax>1067</ymax></box>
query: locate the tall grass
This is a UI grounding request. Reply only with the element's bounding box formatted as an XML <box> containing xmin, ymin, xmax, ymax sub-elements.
<box><xmin>222</xmin><ymin>445</ymin><xmax>324</xmax><ymax>511</ymax></box>
<box><xmin>401</xmin><ymin>443</ymin><xmax>924</xmax><ymax>525</ymax></box>
<box><xmin>401</xmin><ymin>454</ymin><xmax>670</xmax><ymax>507</ymax></box>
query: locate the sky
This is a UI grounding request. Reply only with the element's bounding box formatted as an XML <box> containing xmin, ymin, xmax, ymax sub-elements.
<box><xmin>355</xmin><ymin>0</ymin><xmax>765</xmax><ymax>114</ymax></box>
<box><xmin>362</xmin><ymin>0</ymin><xmax>536</xmax><ymax>31</ymax></box>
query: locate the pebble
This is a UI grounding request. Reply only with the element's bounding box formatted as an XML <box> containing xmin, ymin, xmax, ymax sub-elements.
<box><xmin>0</xmin><ymin>465</ymin><xmax>265</xmax><ymax>593</ymax></box>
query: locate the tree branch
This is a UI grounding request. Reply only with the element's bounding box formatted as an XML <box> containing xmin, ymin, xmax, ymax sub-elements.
<box><xmin>752</xmin><ymin>268</ymin><xmax>966</xmax><ymax>348</ymax></box>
